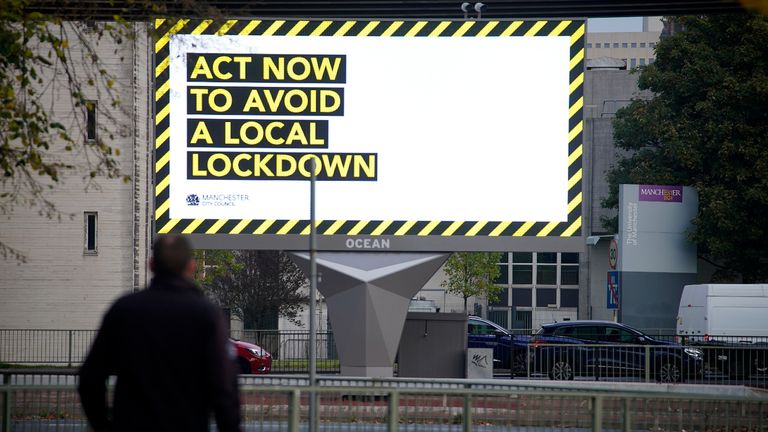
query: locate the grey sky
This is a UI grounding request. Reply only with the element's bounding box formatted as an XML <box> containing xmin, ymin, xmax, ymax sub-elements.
<box><xmin>588</xmin><ymin>17</ymin><xmax>642</xmax><ymax>32</ymax></box>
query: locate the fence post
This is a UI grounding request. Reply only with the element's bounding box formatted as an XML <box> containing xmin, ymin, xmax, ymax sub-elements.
<box><xmin>463</xmin><ymin>393</ymin><xmax>472</xmax><ymax>432</ymax></box>
<box><xmin>288</xmin><ymin>389</ymin><xmax>300</xmax><ymax>432</ymax></box>
<box><xmin>526</xmin><ymin>344</ymin><xmax>531</xmax><ymax>379</ymax></box>
<box><xmin>644</xmin><ymin>346</ymin><xmax>651</xmax><ymax>382</ymax></box>
<box><xmin>2</xmin><ymin>373</ymin><xmax>10</xmax><ymax>432</ymax></box>
<box><xmin>68</xmin><ymin>330</ymin><xmax>74</xmax><ymax>367</ymax></box>
<box><xmin>388</xmin><ymin>391</ymin><xmax>399</xmax><ymax>432</ymax></box>
<box><xmin>623</xmin><ymin>398</ymin><xmax>631</xmax><ymax>432</ymax></box>
<box><xmin>593</xmin><ymin>396</ymin><xmax>603</xmax><ymax>432</ymax></box>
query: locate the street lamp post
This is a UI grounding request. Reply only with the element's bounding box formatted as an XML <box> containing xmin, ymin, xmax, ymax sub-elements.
<box><xmin>308</xmin><ymin>159</ymin><xmax>318</xmax><ymax>431</ymax></box>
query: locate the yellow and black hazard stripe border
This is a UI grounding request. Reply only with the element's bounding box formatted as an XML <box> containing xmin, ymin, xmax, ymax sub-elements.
<box><xmin>153</xmin><ymin>19</ymin><xmax>584</xmax><ymax>238</ymax></box>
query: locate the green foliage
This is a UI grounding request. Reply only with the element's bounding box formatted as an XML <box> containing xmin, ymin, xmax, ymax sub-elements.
<box><xmin>603</xmin><ymin>14</ymin><xmax>768</xmax><ymax>281</ymax></box>
<box><xmin>441</xmin><ymin>252</ymin><xmax>503</xmax><ymax>312</ymax></box>
<box><xmin>198</xmin><ymin>250</ymin><xmax>309</xmax><ymax>329</ymax></box>
<box><xmin>0</xmin><ymin>0</ymin><xmax>134</xmax><ymax>260</ymax></box>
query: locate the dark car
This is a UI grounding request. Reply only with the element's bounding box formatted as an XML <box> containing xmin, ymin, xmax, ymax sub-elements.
<box><xmin>231</xmin><ymin>339</ymin><xmax>272</xmax><ymax>374</ymax></box>
<box><xmin>468</xmin><ymin>316</ymin><xmax>531</xmax><ymax>375</ymax></box>
<box><xmin>531</xmin><ymin>321</ymin><xmax>703</xmax><ymax>383</ymax></box>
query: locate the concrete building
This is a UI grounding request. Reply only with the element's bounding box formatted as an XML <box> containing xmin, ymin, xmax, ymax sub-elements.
<box><xmin>586</xmin><ymin>17</ymin><xmax>662</xmax><ymax>69</ymax></box>
<box><xmin>0</xmin><ymin>24</ymin><xmax>153</xmax><ymax>332</ymax></box>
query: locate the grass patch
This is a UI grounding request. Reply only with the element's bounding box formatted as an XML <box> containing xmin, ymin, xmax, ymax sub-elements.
<box><xmin>272</xmin><ymin>359</ymin><xmax>340</xmax><ymax>370</ymax></box>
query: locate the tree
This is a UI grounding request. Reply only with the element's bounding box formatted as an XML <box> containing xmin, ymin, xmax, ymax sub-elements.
<box><xmin>602</xmin><ymin>14</ymin><xmax>768</xmax><ymax>282</ymax></box>
<box><xmin>441</xmin><ymin>252</ymin><xmax>503</xmax><ymax>313</ymax></box>
<box><xmin>1</xmin><ymin>0</ymin><xmax>135</xmax><ymax>260</ymax></box>
<box><xmin>201</xmin><ymin>250</ymin><xmax>308</xmax><ymax>329</ymax></box>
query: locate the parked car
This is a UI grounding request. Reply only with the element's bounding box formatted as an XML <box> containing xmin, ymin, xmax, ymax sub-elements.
<box><xmin>467</xmin><ymin>316</ymin><xmax>531</xmax><ymax>375</ymax></box>
<box><xmin>231</xmin><ymin>339</ymin><xmax>272</xmax><ymax>374</ymax></box>
<box><xmin>677</xmin><ymin>284</ymin><xmax>768</xmax><ymax>378</ymax></box>
<box><xmin>531</xmin><ymin>321</ymin><xmax>703</xmax><ymax>383</ymax></box>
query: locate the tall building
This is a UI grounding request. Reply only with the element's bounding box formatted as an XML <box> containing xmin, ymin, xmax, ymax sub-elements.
<box><xmin>586</xmin><ymin>17</ymin><xmax>662</xmax><ymax>69</ymax></box>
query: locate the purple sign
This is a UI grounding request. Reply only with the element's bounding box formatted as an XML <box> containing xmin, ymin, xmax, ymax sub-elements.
<box><xmin>639</xmin><ymin>185</ymin><xmax>683</xmax><ymax>203</ymax></box>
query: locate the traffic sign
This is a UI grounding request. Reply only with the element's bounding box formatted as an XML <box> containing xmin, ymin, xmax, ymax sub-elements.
<box><xmin>607</xmin><ymin>271</ymin><xmax>620</xmax><ymax>310</ymax></box>
<box><xmin>608</xmin><ymin>238</ymin><xmax>618</xmax><ymax>270</ymax></box>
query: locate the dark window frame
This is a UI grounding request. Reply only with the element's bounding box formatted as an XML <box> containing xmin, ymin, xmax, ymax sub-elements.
<box><xmin>86</xmin><ymin>100</ymin><xmax>97</xmax><ymax>141</ymax></box>
<box><xmin>84</xmin><ymin>211</ymin><xmax>98</xmax><ymax>254</ymax></box>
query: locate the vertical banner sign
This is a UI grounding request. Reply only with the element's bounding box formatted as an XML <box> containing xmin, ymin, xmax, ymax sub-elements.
<box><xmin>152</xmin><ymin>19</ymin><xmax>585</xmax><ymax>251</ymax></box>
<box><xmin>607</xmin><ymin>271</ymin><xmax>620</xmax><ymax>310</ymax></box>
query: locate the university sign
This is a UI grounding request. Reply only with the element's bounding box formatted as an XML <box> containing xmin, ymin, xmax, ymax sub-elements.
<box><xmin>152</xmin><ymin>18</ymin><xmax>586</xmax><ymax>251</ymax></box>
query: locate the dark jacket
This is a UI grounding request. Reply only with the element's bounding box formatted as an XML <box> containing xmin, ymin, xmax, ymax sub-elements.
<box><xmin>78</xmin><ymin>276</ymin><xmax>241</xmax><ymax>432</ymax></box>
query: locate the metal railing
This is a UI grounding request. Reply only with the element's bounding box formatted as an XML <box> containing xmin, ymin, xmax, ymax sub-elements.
<box><xmin>4</xmin><ymin>329</ymin><xmax>768</xmax><ymax>386</ymax></box>
<box><xmin>2</xmin><ymin>378</ymin><xmax>767</xmax><ymax>432</ymax></box>
<box><xmin>505</xmin><ymin>342</ymin><xmax>768</xmax><ymax>388</ymax></box>
<box><xmin>0</xmin><ymin>330</ymin><xmax>98</xmax><ymax>366</ymax></box>
<box><xmin>0</xmin><ymin>329</ymin><xmax>340</xmax><ymax>373</ymax></box>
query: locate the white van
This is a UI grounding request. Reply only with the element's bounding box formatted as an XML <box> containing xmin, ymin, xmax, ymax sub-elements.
<box><xmin>677</xmin><ymin>284</ymin><xmax>768</xmax><ymax>378</ymax></box>
<box><xmin>677</xmin><ymin>284</ymin><xmax>768</xmax><ymax>342</ymax></box>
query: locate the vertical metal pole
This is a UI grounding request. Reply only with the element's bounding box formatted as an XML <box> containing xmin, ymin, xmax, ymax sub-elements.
<box><xmin>463</xmin><ymin>393</ymin><xmax>472</xmax><ymax>432</ymax></box>
<box><xmin>387</xmin><ymin>391</ymin><xmax>399</xmax><ymax>432</ymax></box>
<box><xmin>2</xmin><ymin>373</ymin><xmax>10</xmax><ymax>432</ymax></box>
<box><xmin>309</xmin><ymin>159</ymin><xmax>318</xmax><ymax>432</ymax></box>
<box><xmin>644</xmin><ymin>346</ymin><xmax>651</xmax><ymax>382</ymax></box>
<box><xmin>288</xmin><ymin>390</ymin><xmax>300</xmax><ymax>432</ymax></box>
<box><xmin>526</xmin><ymin>345</ymin><xmax>531</xmax><ymax>379</ymax></box>
<box><xmin>593</xmin><ymin>396</ymin><xmax>603</xmax><ymax>432</ymax></box>
<box><xmin>68</xmin><ymin>330</ymin><xmax>73</xmax><ymax>367</ymax></box>
<box><xmin>623</xmin><ymin>398</ymin><xmax>631</xmax><ymax>432</ymax></box>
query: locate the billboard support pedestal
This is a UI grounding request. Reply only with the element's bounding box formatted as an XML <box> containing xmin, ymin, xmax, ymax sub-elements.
<box><xmin>290</xmin><ymin>252</ymin><xmax>449</xmax><ymax>377</ymax></box>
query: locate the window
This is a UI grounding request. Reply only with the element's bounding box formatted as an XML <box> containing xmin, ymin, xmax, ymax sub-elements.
<box><xmin>639</xmin><ymin>58</ymin><xmax>646</xmax><ymax>66</ymax></box>
<box><xmin>512</xmin><ymin>288</ymin><xmax>532</xmax><ymax>307</ymax></box>
<box><xmin>622</xmin><ymin>42</ymin><xmax>628</xmax><ymax>48</ymax></box>
<box><xmin>468</xmin><ymin>320</ymin><xmax>497</xmax><ymax>336</ymax></box>
<box><xmin>595</xmin><ymin>43</ymin><xmax>601</xmax><ymax>48</ymax></box>
<box><xmin>491</xmin><ymin>288</ymin><xmax>509</xmax><ymax>307</ymax></box>
<box><xmin>612</xmin><ymin>42</ymin><xmax>619</xmax><ymax>48</ymax></box>
<box><xmin>561</xmin><ymin>252</ymin><xmax>579</xmax><ymax>286</ymax></box>
<box><xmin>631</xmin><ymin>42</ymin><xmax>637</xmax><ymax>48</ymax></box>
<box><xmin>497</xmin><ymin>252</ymin><xmax>580</xmax><ymax>311</ymax></box>
<box><xmin>84</xmin><ymin>212</ymin><xmax>98</xmax><ymax>254</ymax></box>
<box><xmin>574</xmin><ymin>326</ymin><xmax>601</xmax><ymax>341</ymax></box>
<box><xmin>586</xmin><ymin>43</ymin><xmax>592</xmax><ymax>48</ymax></box>
<box><xmin>561</xmin><ymin>253</ymin><xmax>578</xmax><ymax>264</ymax></box>
<box><xmin>561</xmin><ymin>289</ymin><xmax>579</xmax><ymax>307</ymax></box>
<box><xmin>648</xmin><ymin>58</ymin><xmax>654</xmax><ymax>64</ymax></box>
<box><xmin>536</xmin><ymin>288</ymin><xmax>556</xmax><ymax>307</ymax></box>
<box><xmin>630</xmin><ymin>58</ymin><xmax>637</xmax><ymax>68</ymax></box>
<box><xmin>86</xmin><ymin>101</ymin><xmax>97</xmax><ymax>141</ymax></box>
<box><xmin>640</xmin><ymin>42</ymin><xmax>647</xmax><ymax>48</ymax></box>
<box><xmin>536</xmin><ymin>252</ymin><xmax>557</xmax><ymax>285</ymax></box>
<box><xmin>650</xmin><ymin>42</ymin><xmax>656</xmax><ymax>48</ymax></box>
<box><xmin>512</xmin><ymin>252</ymin><xmax>533</xmax><ymax>285</ymax></box>
<box><xmin>495</xmin><ymin>252</ymin><xmax>508</xmax><ymax>284</ymax></box>
<box><xmin>604</xmin><ymin>327</ymin><xmax>638</xmax><ymax>343</ymax></box>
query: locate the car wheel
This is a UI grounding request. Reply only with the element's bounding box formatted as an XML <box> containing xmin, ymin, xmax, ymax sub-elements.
<box><xmin>754</xmin><ymin>355</ymin><xmax>768</xmax><ymax>375</ymax></box>
<box><xmin>549</xmin><ymin>359</ymin><xmax>574</xmax><ymax>380</ymax></box>
<box><xmin>513</xmin><ymin>351</ymin><xmax>528</xmax><ymax>376</ymax></box>
<box><xmin>657</xmin><ymin>362</ymin><xmax>682</xmax><ymax>383</ymax></box>
<box><xmin>238</xmin><ymin>357</ymin><xmax>252</xmax><ymax>375</ymax></box>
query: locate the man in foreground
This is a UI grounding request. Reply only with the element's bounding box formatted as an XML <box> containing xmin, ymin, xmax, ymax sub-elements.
<box><xmin>79</xmin><ymin>235</ymin><xmax>241</xmax><ymax>432</ymax></box>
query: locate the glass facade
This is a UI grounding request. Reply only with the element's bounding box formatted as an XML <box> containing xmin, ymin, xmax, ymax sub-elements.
<box><xmin>489</xmin><ymin>252</ymin><xmax>580</xmax><ymax>329</ymax></box>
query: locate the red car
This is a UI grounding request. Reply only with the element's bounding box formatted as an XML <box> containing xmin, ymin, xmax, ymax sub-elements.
<box><xmin>231</xmin><ymin>339</ymin><xmax>272</xmax><ymax>374</ymax></box>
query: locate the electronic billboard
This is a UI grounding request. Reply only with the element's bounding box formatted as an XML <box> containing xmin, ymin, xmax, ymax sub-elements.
<box><xmin>153</xmin><ymin>19</ymin><xmax>585</xmax><ymax>251</ymax></box>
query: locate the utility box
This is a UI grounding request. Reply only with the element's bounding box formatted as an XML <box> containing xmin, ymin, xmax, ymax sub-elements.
<box><xmin>398</xmin><ymin>312</ymin><xmax>467</xmax><ymax>378</ymax></box>
<box><xmin>467</xmin><ymin>348</ymin><xmax>494</xmax><ymax>379</ymax></box>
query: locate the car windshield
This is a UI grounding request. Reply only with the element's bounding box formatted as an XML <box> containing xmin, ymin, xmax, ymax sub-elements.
<box><xmin>469</xmin><ymin>320</ymin><xmax>507</xmax><ymax>336</ymax></box>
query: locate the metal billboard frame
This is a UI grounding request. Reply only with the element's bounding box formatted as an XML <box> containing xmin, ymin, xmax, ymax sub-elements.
<box><xmin>152</xmin><ymin>18</ymin><xmax>585</xmax><ymax>252</ymax></box>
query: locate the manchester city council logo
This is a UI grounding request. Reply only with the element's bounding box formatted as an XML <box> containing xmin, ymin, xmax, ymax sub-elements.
<box><xmin>186</xmin><ymin>194</ymin><xmax>200</xmax><ymax>206</ymax></box>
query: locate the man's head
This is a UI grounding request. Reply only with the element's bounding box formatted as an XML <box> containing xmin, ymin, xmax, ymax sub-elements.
<box><xmin>151</xmin><ymin>235</ymin><xmax>195</xmax><ymax>278</ymax></box>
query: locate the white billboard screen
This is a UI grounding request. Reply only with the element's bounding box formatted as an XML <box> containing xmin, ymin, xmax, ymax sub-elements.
<box><xmin>153</xmin><ymin>19</ymin><xmax>585</xmax><ymax>251</ymax></box>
